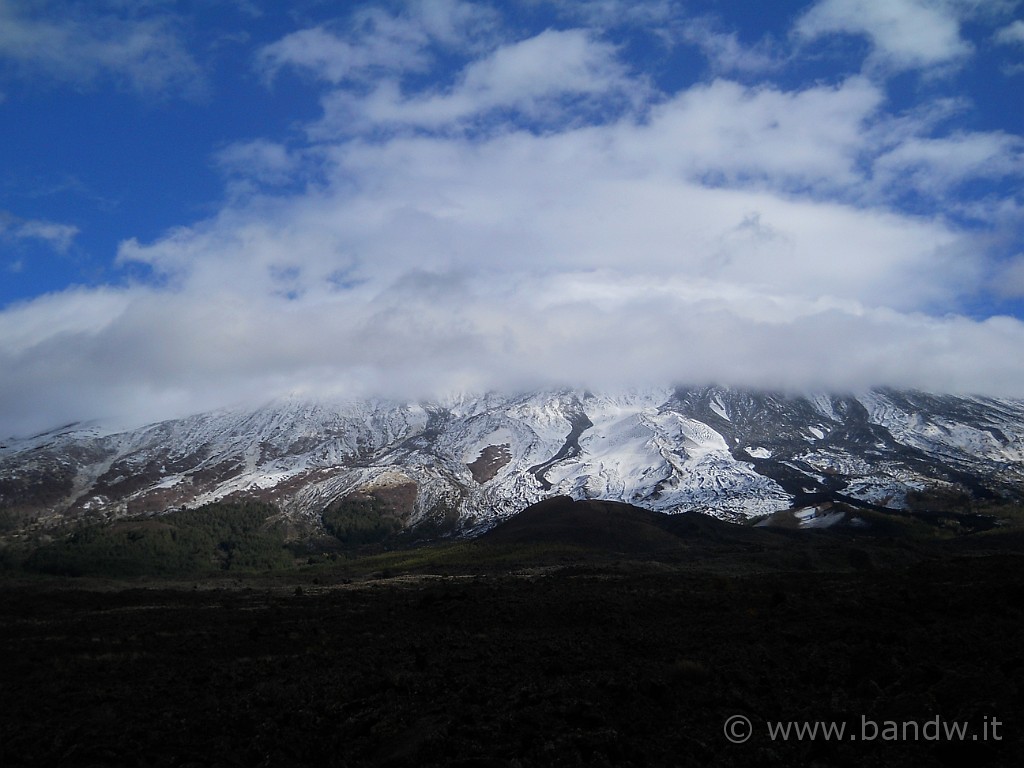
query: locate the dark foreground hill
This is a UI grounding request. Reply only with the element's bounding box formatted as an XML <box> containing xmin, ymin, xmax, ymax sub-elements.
<box><xmin>480</xmin><ymin>495</ymin><xmax>765</xmax><ymax>551</ymax></box>
<box><xmin>476</xmin><ymin>494</ymin><xmax>1017</xmax><ymax>573</ymax></box>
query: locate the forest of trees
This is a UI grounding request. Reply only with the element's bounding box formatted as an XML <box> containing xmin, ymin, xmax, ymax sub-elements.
<box><xmin>23</xmin><ymin>500</ymin><xmax>294</xmax><ymax>577</ymax></box>
<box><xmin>321</xmin><ymin>494</ymin><xmax>401</xmax><ymax>546</ymax></box>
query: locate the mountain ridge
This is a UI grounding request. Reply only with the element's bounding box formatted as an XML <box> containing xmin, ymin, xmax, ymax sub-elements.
<box><xmin>3</xmin><ymin>386</ymin><xmax>1024</xmax><ymax>538</ymax></box>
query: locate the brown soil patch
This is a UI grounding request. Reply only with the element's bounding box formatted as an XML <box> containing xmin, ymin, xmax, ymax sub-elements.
<box><xmin>467</xmin><ymin>444</ymin><xmax>512</xmax><ymax>484</ymax></box>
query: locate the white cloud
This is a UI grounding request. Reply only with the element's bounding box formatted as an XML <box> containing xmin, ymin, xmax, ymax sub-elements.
<box><xmin>795</xmin><ymin>0</ymin><xmax>973</xmax><ymax>72</ymax></box>
<box><xmin>312</xmin><ymin>29</ymin><xmax>637</xmax><ymax>134</ymax></box>
<box><xmin>0</xmin><ymin>212</ymin><xmax>79</xmax><ymax>253</ymax></box>
<box><xmin>945</xmin><ymin>0</ymin><xmax>1020</xmax><ymax>19</ymax></box>
<box><xmin>0</xmin><ymin>286</ymin><xmax>131</xmax><ymax>356</ymax></box>
<box><xmin>677</xmin><ymin>18</ymin><xmax>784</xmax><ymax>74</ymax></box>
<box><xmin>5</xmin><ymin>256</ymin><xmax>1024</xmax><ymax>436</ymax></box>
<box><xmin>459</xmin><ymin>29</ymin><xmax>628</xmax><ymax>104</ymax></box>
<box><xmin>411</xmin><ymin>0</ymin><xmax>502</xmax><ymax>47</ymax></box>
<box><xmin>0</xmin><ymin>0</ymin><xmax>204</xmax><ymax>96</ymax></box>
<box><xmin>554</xmin><ymin>0</ymin><xmax>677</xmax><ymax>27</ymax></box>
<box><xmin>257</xmin><ymin>0</ymin><xmax>499</xmax><ymax>84</ymax></box>
<box><xmin>123</xmin><ymin>122</ymin><xmax>970</xmax><ymax>310</ymax></box>
<box><xmin>214</xmin><ymin>139</ymin><xmax>302</xmax><ymax>186</ymax></box>
<box><xmin>995</xmin><ymin>19</ymin><xmax>1024</xmax><ymax>45</ymax></box>
<box><xmin>624</xmin><ymin>77</ymin><xmax>883</xmax><ymax>192</ymax></box>
<box><xmin>13</xmin><ymin>220</ymin><xmax>79</xmax><ymax>252</ymax></box>
<box><xmin>256</xmin><ymin>23</ymin><xmax>431</xmax><ymax>85</ymax></box>
<box><xmin>872</xmin><ymin>131</ymin><xmax>1024</xmax><ymax>196</ymax></box>
<box><xmin>991</xmin><ymin>254</ymin><xmax>1024</xmax><ymax>298</ymax></box>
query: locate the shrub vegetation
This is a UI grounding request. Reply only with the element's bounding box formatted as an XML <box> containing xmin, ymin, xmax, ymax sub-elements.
<box><xmin>24</xmin><ymin>500</ymin><xmax>293</xmax><ymax>577</ymax></box>
<box><xmin>321</xmin><ymin>495</ymin><xmax>401</xmax><ymax>546</ymax></box>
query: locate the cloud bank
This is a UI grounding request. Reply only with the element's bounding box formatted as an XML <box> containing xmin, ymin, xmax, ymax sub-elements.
<box><xmin>2</xmin><ymin>0</ymin><xmax>1024</xmax><ymax>435</ymax></box>
<box><xmin>0</xmin><ymin>0</ymin><xmax>204</xmax><ymax>96</ymax></box>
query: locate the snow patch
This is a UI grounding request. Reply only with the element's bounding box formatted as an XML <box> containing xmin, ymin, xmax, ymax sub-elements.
<box><xmin>800</xmin><ymin>511</ymin><xmax>845</xmax><ymax>529</ymax></box>
<box><xmin>709</xmin><ymin>395</ymin><xmax>730</xmax><ymax>421</ymax></box>
<box><xmin>793</xmin><ymin>506</ymin><xmax>846</xmax><ymax>528</ymax></box>
<box><xmin>462</xmin><ymin>428</ymin><xmax>514</xmax><ymax>464</ymax></box>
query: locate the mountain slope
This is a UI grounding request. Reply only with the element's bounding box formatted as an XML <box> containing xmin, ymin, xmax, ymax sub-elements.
<box><xmin>480</xmin><ymin>495</ymin><xmax>771</xmax><ymax>553</ymax></box>
<box><xmin>3</xmin><ymin>386</ymin><xmax>1024</xmax><ymax>536</ymax></box>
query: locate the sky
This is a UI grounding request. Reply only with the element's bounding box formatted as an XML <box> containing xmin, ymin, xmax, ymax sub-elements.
<box><xmin>1</xmin><ymin>0</ymin><xmax>1023</xmax><ymax>436</ymax></box>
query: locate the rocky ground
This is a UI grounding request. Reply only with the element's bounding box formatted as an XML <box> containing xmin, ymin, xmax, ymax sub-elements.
<box><xmin>3</xmin><ymin>531</ymin><xmax>1023</xmax><ymax>767</ymax></box>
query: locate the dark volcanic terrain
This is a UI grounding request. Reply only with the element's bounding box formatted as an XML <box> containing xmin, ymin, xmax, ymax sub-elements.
<box><xmin>3</xmin><ymin>499</ymin><xmax>1023</xmax><ymax>767</ymax></box>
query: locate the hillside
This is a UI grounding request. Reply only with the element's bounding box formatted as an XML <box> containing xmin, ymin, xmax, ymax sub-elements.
<box><xmin>3</xmin><ymin>387</ymin><xmax>1024</xmax><ymax>543</ymax></box>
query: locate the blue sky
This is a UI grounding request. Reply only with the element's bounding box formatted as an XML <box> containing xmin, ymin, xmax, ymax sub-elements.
<box><xmin>1</xmin><ymin>0</ymin><xmax>1023</xmax><ymax>434</ymax></box>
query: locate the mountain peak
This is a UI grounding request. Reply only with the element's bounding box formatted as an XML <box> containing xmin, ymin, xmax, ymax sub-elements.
<box><xmin>2</xmin><ymin>387</ymin><xmax>1023</xmax><ymax>538</ymax></box>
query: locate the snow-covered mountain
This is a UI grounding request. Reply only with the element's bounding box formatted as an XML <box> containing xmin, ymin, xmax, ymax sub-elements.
<box><xmin>3</xmin><ymin>387</ymin><xmax>1024</xmax><ymax>535</ymax></box>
